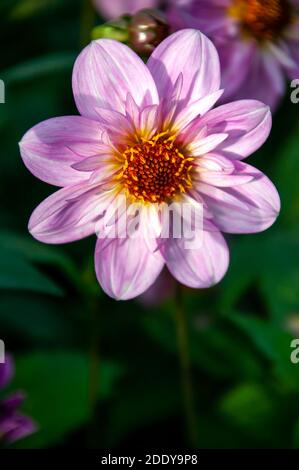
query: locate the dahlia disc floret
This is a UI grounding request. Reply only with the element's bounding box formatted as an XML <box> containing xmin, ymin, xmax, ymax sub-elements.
<box><xmin>20</xmin><ymin>29</ymin><xmax>280</xmax><ymax>300</ymax></box>
<box><xmin>168</xmin><ymin>0</ymin><xmax>299</xmax><ymax>109</ymax></box>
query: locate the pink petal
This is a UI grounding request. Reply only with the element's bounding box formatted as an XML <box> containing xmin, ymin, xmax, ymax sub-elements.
<box><xmin>71</xmin><ymin>154</ymin><xmax>115</xmax><ymax>172</ymax></box>
<box><xmin>73</xmin><ymin>40</ymin><xmax>159</xmax><ymax>120</ymax></box>
<box><xmin>93</xmin><ymin>0</ymin><xmax>159</xmax><ymax>19</ymax></box>
<box><xmin>19</xmin><ymin>116</ymin><xmax>104</xmax><ymax>187</ymax></box>
<box><xmin>124</xmin><ymin>96</ymin><xmax>161</xmax><ymax>140</ymax></box>
<box><xmin>198</xmin><ymin>100</ymin><xmax>272</xmax><ymax>159</ymax></box>
<box><xmin>172</xmin><ymin>89</ymin><xmax>224</xmax><ymax>131</ymax></box>
<box><xmin>199</xmin><ymin>171</ymin><xmax>253</xmax><ymax>187</ymax></box>
<box><xmin>188</xmin><ymin>133</ymin><xmax>228</xmax><ymax>156</ymax></box>
<box><xmin>139</xmin><ymin>105</ymin><xmax>160</xmax><ymax>139</ymax></box>
<box><xmin>125</xmin><ymin>93</ymin><xmax>141</xmax><ymax>129</ymax></box>
<box><xmin>162</xmin><ymin>219</ymin><xmax>229</xmax><ymax>289</ymax></box>
<box><xmin>196</xmin><ymin>153</ymin><xmax>235</xmax><ymax>172</ymax></box>
<box><xmin>29</xmin><ymin>183</ymin><xmax>118</xmax><ymax>244</ymax></box>
<box><xmin>195</xmin><ymin>153</ymin><xmax>254</xmax><ymax>187</ymax></box>
<box><xmin>97</xmin><ymin>107</ymin><xmax>134</xmax><ymax>132</ymax></box>
<box><xmin>147</xmin><ymin>29</ymin><xmax>221</xmax><ymax>107</ymax></box>
<box><xmin>95</xmin><ymin>233</ymin><xmax>165</xmax><ymax>301</ymax></box>
<box><xmin>196</xmin><ymin>162</ymin><xmax>281</xmax><ymax>233</ymax></box>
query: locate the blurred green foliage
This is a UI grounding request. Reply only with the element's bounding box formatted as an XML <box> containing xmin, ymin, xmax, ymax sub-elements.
<box><xmin>0</xmin><ymin>0</ymin><xmax>299</xmax><ymax>449</ymax></box>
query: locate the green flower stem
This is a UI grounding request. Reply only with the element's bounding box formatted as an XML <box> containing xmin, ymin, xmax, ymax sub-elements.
<box><xmin>86</xmin><ymin>293</ymin><xmax>101</xmax><ymax>448</ymax></box>
<box><xmin>80</xmin><ymin>257</ymin><xmax>102</xmax><ymax>447</ymax></box>
<box><xmin>88</xmin><ymin>296</ymin><xmax>100</xmax><ymax>410</ymax></box>
<box><xmin>175</xmin><ymin>283</ymin><xmax>199</xmax><ymax>447</ymax></box>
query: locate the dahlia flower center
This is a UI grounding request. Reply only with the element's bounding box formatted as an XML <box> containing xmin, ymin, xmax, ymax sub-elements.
<box><xmin>229</xmin><ymin>0</ymin><xmax>292</xmax><ymax>41</ymax></box>
<box><xmin>120</xmin><ymin>132</ymin><xmax>194</xmax><ymax>203</ymax></box>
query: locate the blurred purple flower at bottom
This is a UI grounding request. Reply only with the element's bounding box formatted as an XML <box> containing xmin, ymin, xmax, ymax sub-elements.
<box><xmin>138</xmin><ymin>269</ymin><xmax>175</xmax><ymax>306</ymax></box>
<box><xmin>168</xmin><ymin>0</ymin><xmax>299</xmax><ymax>110</ymax></box>
<box><xmin>93</xmin><ymin>0</ymin><xmax>160</xmax><ymax>19</ymax></box>
<box><xmin>0</xmin><ymin>356</ymin><xmax>36</xmax><ymax>444</ymax></box>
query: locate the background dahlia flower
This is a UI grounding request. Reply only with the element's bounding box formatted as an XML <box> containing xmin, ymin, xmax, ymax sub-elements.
<box><xmin>93</xmin><ymin>0</ymin><xmax>159</xmax><ymax>19</ymax></box>
<box><xmin>0</xmin><ymin>356</ymin><xmax>36</xmax><ymax>444</ymax></box>
<box><xmin>138</xmin><ymin>269</ymin><xmax>175</xmax><ymax>306</ymax></box>
<box><xmin>20</xmin><ymin>29</ymin><xmax>280</xmax><ymax>300</ymax></box>
<box><xmin>168</xmin><ymin>0</ymin><xmax>299</xmax><ymax>109</ymax></box>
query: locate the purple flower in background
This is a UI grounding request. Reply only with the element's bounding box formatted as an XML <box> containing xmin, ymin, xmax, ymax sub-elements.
<box><xmin>93</xmin><ymin>0</ymin><xmax>159</xmax><ymax>19</ymax></box>
<box><xmin>168</xmin><ymin>0</ymin><xmax>299</xmax><ymax>109</ymax></box>
<box><xmin>0</xmin><ymin>356</ymin><xmax>36</xmax><ymax>444</ymax></box>
<box><xmin>20</xmin><ymin>30</ymin><xmax>280</xmax><ymax>300</ymax></box>
<box><xmin>139</xmin><ymin>269</ymin><xmax>175</xmax><ymax>306</ymax></box>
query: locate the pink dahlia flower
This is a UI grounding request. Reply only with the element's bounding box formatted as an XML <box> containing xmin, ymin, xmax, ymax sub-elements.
<box><xmin>168</xmin><ymin>0</ymin><xmax>299</xmax><ymax>109</ymax></box>
<box><xmin>20</xmin><ymin>30</ymin><xmax>280</xmax><ymax>300</ymax></box>
<box><xmin>93</xmin><ymin>0</ymin><xmax>159</xmax><ymax>19</ymax></box>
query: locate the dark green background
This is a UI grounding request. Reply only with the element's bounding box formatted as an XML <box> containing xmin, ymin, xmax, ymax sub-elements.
<box><xmin>0</xmin><ymin>0</ymin><xmax>299</xmax><ymax>449</ymax></box>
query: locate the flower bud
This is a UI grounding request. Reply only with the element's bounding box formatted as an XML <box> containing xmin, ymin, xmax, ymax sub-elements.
<box><xmin>128</xmin><ymin>9</ymin><xmax>170</xmax><ymax>55</ymax></box>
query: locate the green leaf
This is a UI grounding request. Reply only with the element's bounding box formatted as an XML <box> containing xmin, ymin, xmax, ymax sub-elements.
<box><xmin>0</xmin><ymin>293</ymin><xmax>76</xmax><ymax>344</ymax></box>
<box><xmin>293</xmin><ymin>420</ymin><xmax>299</xmax><ymax>449</ymax></box>
<box><xmin>228</xmin><ymin>313</ymin><xmax>299</xmax><ymax>391</ymax></box>
<box><xmin>0</xmin><ymin>230</ymin><xmax>69</xmax><ymax>265</ymax></box>
<box><xmin>228</xmin><ymin>313</ymin><xmax>286</xmax><ymax>361</ymax></box>
<box><xmin>9</xmin><ymin>0</ymin><xmax>60</xmax><ymax>21</ymax></box>
<box><xmin>0</xmin><ymin>230</ymin><xmax>79</xmax><ymax>285</ymax></box>
<box><xmin>273</xmin><ymin>120</ymin><xmax>299</xmax><ymax>227</ymax></box>
<box><xmin>218</xmin><ymin>228</ymin><xmax>299</xmax><ymax>321</ymax></box>
<box><xmin>0</xmin><ymin>52</ymin><xmax>75</xmax><ymax>139</ymax></box>
<box><xmin>10</xmin><ymin>351</ymin><xmax>122</xmax><ymax>448</ymax></box>
<box><xmin>0</xmin><ymin>247</ymin><xmax>62</xmax><ymax>296</ymax></box>
<box><xmin>141</xmin><ymin>311</ymin><xmax>263</xmax><ymax>380</ymax></box>
<box><xmin>1</xmin><ymin>52</ymin><xmax>76</xmax><ymax>85</ymax></box>
<box><xmin>105</xmin><ymin>378</ymin><xmax>180</xmax><ymax>446</ymax></box>
<box><xmin>219</xmin><ymin>383</ymin><xmax>275</xmax><ymax>441</ymax></box>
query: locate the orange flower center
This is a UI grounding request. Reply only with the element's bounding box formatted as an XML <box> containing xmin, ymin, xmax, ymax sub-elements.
<box><xmin>229</xmin><ymin>0</ymin><xmax>293</xmax><ymax>41</ymax></box>
<box><xmin>120</xmin><ymin>132</ymin><xmax>194</xmax><ymax>204</ymax></box>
